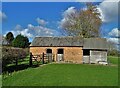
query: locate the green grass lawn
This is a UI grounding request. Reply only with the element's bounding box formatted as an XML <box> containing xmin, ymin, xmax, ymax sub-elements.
<box><xmin>0</xmin><ymin>75</ymin><xmax>2</xmax><ymax>87</ymax></box>
<box><xmin>3</xmin><ymin>63</ymin><xmax>118</xmax><ymax>86</ymax></box>
<box><xmin>7</xmin><ymin>55</ymin><xmax>30</xmax><ymax>67</ymax></box>
<box><xmin>2</xmin><ymin>56</ymin><xmax>118</xmax><ymax>86</ymax></box>
<box><xmin>108</xmin><ymin>56</ymin><xmax>118</xmax><ymax>65</ymax></box>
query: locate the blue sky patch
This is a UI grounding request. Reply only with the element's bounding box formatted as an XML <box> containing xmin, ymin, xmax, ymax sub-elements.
<box><xmin>1</xmin><ymin>1</ymin><xmax>119</xmax><ymax>45</ymax></box>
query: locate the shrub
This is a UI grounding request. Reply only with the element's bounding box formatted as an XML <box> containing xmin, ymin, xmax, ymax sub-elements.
<box><xmin>108</xmin><ymin>50</ymin><xmax>120</xmax><ymax>56</ymax></box>
<box><xmin>2</xmin><ymin>46</ymin><xmax>29</xmax><ymax>68</ymax></box>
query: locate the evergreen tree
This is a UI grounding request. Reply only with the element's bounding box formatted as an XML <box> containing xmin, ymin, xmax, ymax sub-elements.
<box><xmin>12</xmin><ymin>34</ymin><xmax>29</xmax><ymax>48</ymax></box>
<box><xmin>5</xmin><ymin>32</ymin><xmax>14</xmax><ymax>45</ymax></box>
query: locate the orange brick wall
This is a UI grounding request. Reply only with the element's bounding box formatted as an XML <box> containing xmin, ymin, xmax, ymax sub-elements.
<box><xmin>30</xmin><ymin>46</ymin><xmax>83</xmax><ymax>63</ymax></box>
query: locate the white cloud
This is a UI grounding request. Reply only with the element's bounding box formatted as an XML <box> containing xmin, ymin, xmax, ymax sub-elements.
<box><xmin>63</xmin><ymin>7</ymin><xmax>76</xmax><ymax>17</ymax></box>
<box><xmin>36</xmin><ymin>17</ymin><xmax>47</xmax><ymax>26</ymax></box>
<box><xmin>29</xmin><ymin>25</ymin><xmax>57</xmax><ymax>37</ymax></box>
<box><xmin>97</xmin><ymin>0</ymin><xmax>118</xmax><ymax>23</ymax></box>
<box><xmin>14</xmin><ymin>24</ymin><xmax>22</xmax><ymax>30</ymax></box>
<box><xmin>0</xmin><ymin>11</ymin><xmax>7</xmax><ymax>21</ymax></box>
<box><xmin>60</xmin><ymin>7</ymin><xmax>77</xmax><ymax>29</ymax></box>
<box><xmin>102</xmin><ymin>0</ymin><xmax>120</xmax><ymax>2</ymax></box>
<box><xmin>76</xmin><ymin>0</ymin><xmax>104</xmax><ymax>2</ymax></box>
<box><xmin>28</xmin><ymin>24</ymin><xmax>34</xmax><ymax>29</ymax></box>
<box><xmin>97</xmin><ymin>7</ymin><xmax>105</xmax><ymax>22</ymax></box>
<box><xmin>4</xmin><ymin>25</ymin><xmax>33</xmax><ymax>38</ymax></box>
<box><xmin>107</xmin><ymin>38</ymin><xmax>119</xmax><ymax>45</ymax></box>
<box><xmin>20</xmin><ymin>29</ymin><xmax>33</xmax><ymax>38</ymax></box>
<box><xmin>4</xmin><ymin>17</ymin><xmax>60</xmax><ymax>39</ymax></box>
<box><xmin>108</xmin><ymin>28</ymin><xmax>120</xmax><ymax>38</ymax></box>
<box><xmin>11</xmin><ymin>28</ymin><xmax>33</xmax><ymax>38</ymax></box>
<box><xmin>6</xmin><ymin>23</ymin><xmax>59</xmax><ymax>38</ymax></box>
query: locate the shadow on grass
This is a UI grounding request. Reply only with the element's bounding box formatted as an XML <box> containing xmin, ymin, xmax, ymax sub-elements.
<box><xmin>3</xmin><ymin>64</ymin><xmax>39</xmax><ymax>73</ymax></box>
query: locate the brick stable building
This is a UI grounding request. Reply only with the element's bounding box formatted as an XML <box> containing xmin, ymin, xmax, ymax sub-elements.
<box><xmin>30</xmin><ymin>36</ymin><xmax>109</xmax><ymax>64</ymax></box>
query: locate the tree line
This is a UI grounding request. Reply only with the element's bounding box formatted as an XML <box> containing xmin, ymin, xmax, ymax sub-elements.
<box><xmin>2</xmin><ymin>32</ymin><xmax>30</xmax><ymax>73</ymax></box>
<box><xmin>5</xmin><ymin>32</ymin><xmax>30</xmax><ymax>48</ymax></box>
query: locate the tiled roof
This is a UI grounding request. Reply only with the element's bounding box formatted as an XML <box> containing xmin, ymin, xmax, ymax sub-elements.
<box><xmin>30</xmin><ymin>36</ymin><xmax>109</xmax><ymax>50</ymax></box>
<box><xmin>30</xmin><ymin>36</ymin><xmax>83</xmax><ymax>46</ymax></box>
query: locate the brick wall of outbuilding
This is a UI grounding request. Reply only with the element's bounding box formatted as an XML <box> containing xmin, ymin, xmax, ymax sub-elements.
<box><xmin>30</xmin><ymin>47</ymin><xmax>83</xmax><ymax>63</ymax></box>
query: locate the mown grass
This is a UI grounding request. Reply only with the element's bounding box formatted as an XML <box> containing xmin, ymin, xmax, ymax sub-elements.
<box><xmin>2</xmin><ymin>56</ymin><xmax>118</xmax><ymax>86</ymax></box>
<box><xmin>3</xmin><ymin>63</ymin><xmax>118</xmax><ymax>86</ymax></box>
<box><xmin>108</xmin><ymin>56</ymin><xmax>118</xmax><ymax>65</ymax></box>
<box><xmin>0</xmin><ymin>75</ymin><xmax>2</xmax><ymax>87</ymax></box>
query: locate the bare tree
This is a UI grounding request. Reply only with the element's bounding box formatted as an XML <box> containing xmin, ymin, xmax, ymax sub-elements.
<box><xmin>61</xmin><ymin>3</ymin><xmax>102</xmax><ymax>38</ymax></box>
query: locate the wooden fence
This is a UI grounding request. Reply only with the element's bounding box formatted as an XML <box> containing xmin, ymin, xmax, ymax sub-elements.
<box><xmin>30</xmin><ymin>53</ymin><xmax>55</xmax><ymax>65</ymax></box>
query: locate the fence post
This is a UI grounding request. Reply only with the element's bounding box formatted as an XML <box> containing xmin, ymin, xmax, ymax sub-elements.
<box><xmin>29</xmin><ymin>52</ymin><xmax>33</xmax><ymax>66</ymax></box>
<box><xmin>42</xmin><ymin>52</ymin><xmax>44</xmax><ymax>64</ymax></box>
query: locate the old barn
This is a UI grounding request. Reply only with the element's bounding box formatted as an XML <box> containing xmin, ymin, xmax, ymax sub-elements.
<box><xmin>30</xmin><ymin>37</ymin><xmax>109</xmax><ymax>64</ymax></box>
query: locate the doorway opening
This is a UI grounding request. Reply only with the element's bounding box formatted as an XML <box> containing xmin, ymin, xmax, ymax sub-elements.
<box><xmin>46</xmin><ymin>49</ymin><xmax>52</xmax><ymax>62</ymax></box>
<box><xmin>83</xmin><ymin>49</ymin><xmax>90</xmax><ymax>64</ymax></box>
<box><xmin>46</xmin><ymin>49</ymin><xmax>52</xmax><ymax>54</ymax></box>
<box><xmin>57</xmin><ymin>49</ymin><xmax>64</xmax><ymax>61</ymax></box>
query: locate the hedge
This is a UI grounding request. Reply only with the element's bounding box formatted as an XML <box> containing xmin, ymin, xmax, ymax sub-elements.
<box><xmin>1</xmin><ymin>46</ymin><xmax>29</xmax><ymax>68</ymax></box>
